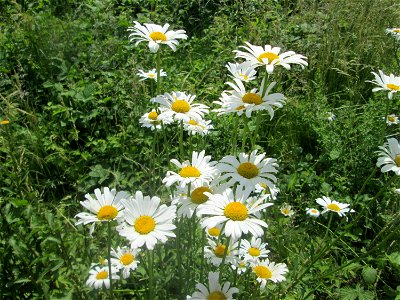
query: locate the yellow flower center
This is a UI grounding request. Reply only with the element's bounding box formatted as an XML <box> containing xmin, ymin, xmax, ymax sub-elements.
<box><xmin>0</xmin><ymin>120</ymin><xmax>10</xmax><ymax>125</ymax></box>
<box><xmin>388</xmin><ymin>116</ymin><xmax>396</xmax><ymax>122</ymax></box>
<box><xmin>235</xmin><ymin>105</ymin><xmax>245</xmax><ymax>110</ymax></box>
<box><xmin>96</xmin><ymin>271</ymin><xmax>108</xmax><ymax>280</ymax></box>
<box><xmin>179</xmin><ymin>166</ymin><xmax>201</xmax><ymax>178</ymax></box>
<box><xmin>327</xmin><ymin>203</ymin><xmax>341</xmax><ymax>212</ymax></box>
<box><xmin>188</xmin><ymin>119</ymin><xmax>198</xmax><ymax>125</ymax></box>
<box><xmin>260</xmin><ymin>183</ymin><xmax>271</xmax><ymax>194</ymax></box>
<box><xmin>395</xmin><ymin>154</ymin><xmax>400</xmax><ymax>167</ymax></box>
<box><xmin>148</xmin><ymin>111</ymin><xmax>158</xmax><ymax>120</ymax></box>
<box><xmin>239</xmin><ymin>73</ymin><xmax>249</xmax><ymax>81</ymax></box>
<box><xmin>257</xmin><ymin>52</ymin><xmax>279</xmax><ymax>63</ymax></box>
<box><xmin>149</xmin><ymin>31</ymin><xmax>167</xmax><ymax>42</ymax></box>
<box><xmin>134</xmin><ymin>215</ymin><xmax>156</xmax><ymax>234</ymax></box>
<box><xmin>394</xmin><ymin>29</ymin><xmax>400</xmax><ymax>33</ymax></box>
<box><xmin>191</xmin><ymin>186</ymin><xmax>212</xmax><ymax>204</ymax></box>
<box><xmin>171</xmin><ymin>100</ymin><xmax>191</xmax><ymax>113</ymax></box>
<box><xmin>237</xmin><ymin>162</ymin><xmax>259</xmax><ymax>179</ymax></box>
<box><xmin>214</xmin><ymin>245</ymin><xmax>229</xmax><ymax>258</ymax></box>
<box><xmin>387</xmin><ymin>83</ymin><xmax>400</xmax><ymax>91</ymax></box>
<box><xmin>282</xmin><ymin>208</ymin><xmax>290</xmax><ymax>215</ymax></box>
<box><xmin>208</xmin><ymin>227</ymin><xmax>220</xmax><ymax>237</ymax></box>
<box><xmin>311</xmin><ymin>209</ymin><xmax>318</xmax><ymax>213</ymax></box>
<box><xmin>253</xmin><ymin>265</ymin><xmax>272</xmax><ymax>279</ymax></box>
<box><xmin>242</xmin><ymin>93</ymin><xmax>262</xmax><ymax>105</ymax></box>
<box><xmin>148</xmin><ymin>73</ymin><xmax>156</xmax><ymax>78</ymax></box>
<box><xmin>207</xmin><ymin>291</ymin><xmax>227</xmax><ymax>300</ymax></box>
<box><xmin>248</xmin><ymin>247</ymin><xmax>261</xmax><ymax>257</ymax></box>
<box><xmin>120</xmin><ymin>253</ymin><xmax>134</xmax><ymax>266</ymax></box>
<box><xmin>97</xmin><ymin>205</ymin><xmax>118</xmax><ymax>221</ymax></box>
<box><xmin>224</xmin><ymin>202</ymin><xmax>248</xmax><ymax>221</ymax></box>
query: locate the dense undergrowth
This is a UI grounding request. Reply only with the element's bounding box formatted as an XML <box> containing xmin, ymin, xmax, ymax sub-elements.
<box><xmin>1</xmin><ymin>0</ymin><xmax>400</xmax><ymax>299</ymax></box>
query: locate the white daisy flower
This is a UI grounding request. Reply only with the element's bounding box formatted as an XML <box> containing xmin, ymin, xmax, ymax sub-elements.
<box><xmin>226</xmin><ymin>61</ymin><xmax>258</xmax><ymax>82</ymax></box>
<box><xmin>280</xmin><ymin>204</ymin><xmax>295</xmax><ymax>217</ymax></box>
<box><xmin>139</xmin><ymin>109</ymin><xmax>173</xmax><ymax>130</ymax></box>
<box><xmin>198</xmin><ymin>187</ymin><xmax>273</xmax><ymax>241</ymax></box>
<box><xmin>254</xmin><ymin>183</ymin><xmax>280</xmax><ymax>201</ymax></box>
<box><xmin>163</xmin><ymin>150</ymin><xmax>218</xmax><ymax>188</ymax></box>
<box><xmin>234</xmin><ymin>42</ymin><xmax>308</xmax><ymax>74</ymax></box>
<box><xmin>86</xmin><ymin>265</ymin><xmax>120</xmax><ymax>289</ymax></box>
<box><xmin>386</xmin><ymin>28</ymin><xmax>400</xmax><ymax>41</ymax></box>
<box><xmin>152</xmin><ymin>91</ymin><xmax>209</xmax><ymax>122</ymax></box>
<box><xmin>127</xmin><ymin>21</ymin><xmax>187</xmax><ymax>53</ymax></box>
<box><xmin>395</xmin><ymin>188</ymin><xmax>400</xmax><ymax>194</ymax></box>
<box><xmin>216</xmin><ymin>150</ymin><xmax>278</xmax><ymax>194</ymax></box>
<box><xmin>204</xmin><ymin>238</ymin><xmax>239</xmax><ymax>267</ymax></box>
<box><xmin>386</xmin><ymin>114</ymin><xmax>399</xmax><ymax>126</ymax></box>
<box><xmin>75</xmin><ymin>187</ymin><xmax>130</xmax><ymax>235</ymax></box>
<box><xmin>327</xmin><ymin>112</ymin><xmax>336</xmax><ymax>121</ymax></box>
<box><xmin>137</xmin><ymin>68</ymin><xmax>167</xmax><ymax>81</ymax></box>
<box><xmin>305</xmin><ymin>208</ymin><xmax>320</xmax><ymax>218</ymax></box>
<box><xmin>239</xmin><ymin>237</ymin><xmax>270</xmax><ymax>263</ymax></box>
<box><xmin>116</xmin><ymin>191</ymin><xmax>176</xmax><ymax>250</ymax></box>
<box><xmin>252</xmin><ymin>259</ymin><xmax>288</xmax><ymax>287</ymax></box>
<box><xmin>231</xmin><ymin>259</ymin><xmax>248</xmax><ymax>275</ymax></box>
<box><xmin>213</xmin><ymin>78</ymin><xmax>285</xmax><ymax>119</ymax></box>
<box><xmin>183</xmin><ymin>118</ymin><xmax>213</xmax><ymax>136</ymax></box>
<box><xmin>368</xmin><ymin>70</ymin><xmax>400</xmax><ymax>100</ymax></box>
<box><xmin>206</xmin><ymin>224</ymin><xmax>223</xmax><ymax>238</ymax></box>
<box><xmin>316</xmin><ymin>196</ymin><xmax>355</xmax><ymax>217</ymax></box>
<box><xmin>186</xmin><ymin>271</ymin><xmax>239</xmax><ymax>299</ymax></box>
<box><xmin>377</xmin><ymin>137</ymin><xmax>400</xmax><ymax>175</ymax></box>
<box><xmin>110</xmin><ymin>246</ymin><xmax>140</xmax><ymax>279</ymax></box>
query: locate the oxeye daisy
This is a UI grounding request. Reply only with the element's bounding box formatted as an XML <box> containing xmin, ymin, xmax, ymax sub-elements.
<box><xmin>377</xmin><ymin>137</ymin><xmax>400</xmax><ymax>175</ymax></box>
<box><xmin>198</xmin><ymin>187</ymin><xmax>273</xmax><ymax>241</ymax></box>
<box><xmin>226</xmin><ymin>61</ymin><xmax>258</xmax><ymax>82</ymax></box>
<box><xmin>206</xmin><ymin>224</ymin><xmax>223</xmax><ymax>238</ymax></box>
<box><xmin>231</xmin><ymin>259</ymin><xmax>248</xmax><ymax>275</ymax></box>
<box><xmin>139</xmin><ymin>109</ymin><xmax>173</xmax><ymax>130</ymax></box>
<box><xmin>213</xmin><ymin>78</ymin><xmax>285</xmax><ymax>119</ymax></box>
<box><xmin>204</xmin><ymin>238</ymin><xmax>239</xmax><ymax>266</ymax></box>
<box><xmin>368</xmin><ymin>70</ymin><xmax>400</xmax><ymax>100</ymax></box>
<box><xmin>326</xmin><ymin>112</ymin><xmax>336</xmax><ymax>121</ymax></box>
<box><xmin>316</xmin><ymin>196</ymin><xmax>354</xmax><ymax>217</ymax></box>
<box><xmin>137</xmin><ymin>68</ymin><xmax>167</xmax><ymax>81</ymax></box>
<box><xmin>386</xmin><ymin>28</ymin><xmax>400</xmax><ymax>41</ymax></box>
<box><xmin>306</xmin><ymin>208</ymin><xmax>320</xmax><ymax>218</ymax></box>
<box><xmin>239</xmin><ymin>237</ymin><xmax>270</xmax><ymax>263</ymax></box>
<box><xmin>75</xmin><ymin>187</ymin><xmax>130</xmax><ymax>235</ymax></box>
<box><xmin>163</xmin><ymin>150</ymin><xmax>218</xmax><ymax>188</ymax></box>
<box><xmin>186</xmin><ymin>271</ymin><xmax>239</xmax><ymax>300</ymax></box>
<box><xmin>110</xmin><ymin>246</ymin><xmax>140</xmax><ymax>279</ymax></box>
<box><xmin>252</xmin><ymin>259</ymin><xmax>288</xmax><ymax>287</ymax></box>
<box><xmin>234</xmin><ymin>42</ymin><xmax>308</xmax><ymax>74</ymax></box>
<box><xmin>216</xmin><ymin>150</ymin><xmax>278</xmax><ymax>194</ymax></box>
<box><xmin>152</xmin><ymin>91</ymin><xmax>209</xmax><ymax>123</ymax></box>
<box><xmin>86</xmin><ymin>265</ymin><xmax>120</xmax><ymax>289</ymax></box>
<box><xmin>254</xmin><ymin>183</ymin><xmax>280</xmax><ymax>201</ymax></box>
<box><xmin>386</xmin><ymin>114</ymin><xmax>399</xmax><ymax>126</ymax></box>
<box><xmin>183</xmin><ymin>118</ymin><xmax>213</xmax><ymax>136</ymax></box>
<box><xmin>116</xmin><ymin>191</ymin><xmax>176</xmax><ymax>250</ymax></box>
<box><xmin>280</xmin><ymin>204</ymin><xmax>295</xmax><ymax>217</ymax></box>
<box><xmin>127</xmin><ymin>21</ymin><xmax>187</xmax><ymax>53</ymax></box>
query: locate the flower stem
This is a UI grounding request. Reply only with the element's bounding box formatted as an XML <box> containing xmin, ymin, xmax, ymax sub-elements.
<box><xmin>107</xmin><ymin>222</ymin><xmax>114</xmax><ymax>299</ymax></box>
<box><xmin>179</xmin><ymin>120</ymin><xmax>184</xmax><ymax>159</ymax></box>
<box><xmin>147</xmin><ymin>249</ymin><xmax>155</xmax><ymax>300</ymax></box>
<box><xmin>156</xmin><ymin>51</ymin><xmax>161</xmax><ymax>95</ymax></box>
<box><xmin>231</xmin><ymin>115</ymin><xmax>239</xmax><ymax>155</ymax></box>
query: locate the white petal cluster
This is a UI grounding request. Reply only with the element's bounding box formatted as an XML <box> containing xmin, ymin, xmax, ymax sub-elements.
<box><xmin>368</xmin><ymin>70</ymin><xmax>400</xmax><ymax>100</ymax></box>
<box><xmin>377</xmin><ymin>137</ymin><xmax>400</xmax><ymax>175</ymax></box>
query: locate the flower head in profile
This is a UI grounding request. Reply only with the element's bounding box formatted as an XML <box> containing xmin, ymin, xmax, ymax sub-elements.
<box><xmin>254</xmin><ymin>183</ymin><xmax>280</xmax><ymax>201</ymax></box>
<box><xmin>252</xmin><ymin>259</ymin><xmax>288</xmax><ymax>287</ymax></box>
<box><xmin>110</xmin><ymin>246</ymin><xmax>140</xmax><ymax>279</ymax></box>
<box><xmin>214</xmin><ymin>78</ymin><xmax>285</xmax><ymax>119</ymax></box>
<box><xmin>386</xmin><ymin>114</ymin><xmax>399</xmax><ymax>126</ymax></box>
<box><xmin>368</xmin><ymin>70</ymin><xmax>400</xmax><ymax>100</ymax></box>
<box><xmin>239</xmin><ymin>237</ymin><xmax>270</xmax><ymax>263</ymax></box>
<box><xmin>306</xmin><ymin>208</ymin><xmax>320</xmax><ymax>218</ymax></box>
<box><xmin>204</xmin><ymin>238</ymin><xmax>239</xmax><ymax>266</ymax></box>
<box><xmin>216</xmin><ymin>150</ymin><xmax>278</xmax><ymax>193</ymax></box>
<box><xmin>326</xmin><ymin>112</ymin><xmax>336</xmax><ymax>121</ymax></box>
<box><xmin>139</xmin><ymin>109</ymin><xmax>173</xmax><ymax>130</ymax></box>
<box><xmin>386</xmin><ymin>28</ymin><xmax>400</xmax><ymax>41</ymax></box>
<box><xmin>163</xmin><ymin>150</ymin><xmax>218</xmax><ymax>188</ymax></box>
<box><xmin>0</xmin><ymin>119</ymin><xmax>10</xmax><ymax>125</ymax></box>
<box><xmin>137</xmin><ymin>68</ymin><xmax>167</xmax><ymax>81</ymax></box>
<box><xmin>86</xmin><ymin>265</ymin><xmax>119</xmax><ymax>289</ymax></box>
<box><xmin>186</xmin><ymin>271</ymin><xmax>239</xmax><ymax>299</ymax></box>
<box><xmin>280</xmin><ymin>204</ymin><xmax>295</xmax><ymax>217</ymax></box>
<box><xmin>198</xmin><ymin>187</ymin><xmax>273</xmax><ymax>241</ymax></box>
<box><xmin>128</xmin><ymin>22</ymin><xmax>187</xmax><ymax>53</ymax></box>
<box><xmin>117</xmin><ymin>191</ymin><xmax>176</xmax><ymax>250</ymax></box>
<box><xmin>226</xmin><ymin>61</ymin><xmax>257</xmax><ymax>82</ymax></box>
<box><xmin>234</xmin><ymin>42</ymin><xmax>308</xmax><ymax>74</ymax></box>
<box><xmin>75</xmin><ymin>187</ymin><xmax>130</xmax><ymax>235</ymax></box>
<box><xmin>316</xmin><ymin>196</ymin><xmax>354</xmax><ymax>217</ymax></box>
<box><xmin>152</xmin><ymin>91</ymin><xmax>209</xmax><ymax>123</ymax></box>
<box><xmin>377</xmin><ymin>137</ymin><xmax>400</xmax><ymax>175</ymax></box>
<box><xmin>183</xmin><ymin>118</ymin><xmax>213</xmax><ymax>136</ymax></box>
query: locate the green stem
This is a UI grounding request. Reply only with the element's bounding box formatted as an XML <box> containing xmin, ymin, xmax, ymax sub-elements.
<box><xmin>219</xmin><ymin>236</ymin><xmax>231</xmax><ymax>276</ymax></box>
<box><xmin>156</xmin><ymin>51</ymin><xmax>161</xmax><ymax>95</ymax></box>
<box><xmin>107</xmin><ymin>222</ymin><xmax>114</xmax><ymax>299</ymax></box>
<box><xmin>231</xmin><ymin>115</ymin><xmax>239</xmax><ymax>155</ymax></box>
<box><xmin>241</xmin><ymin>115</ymin><xmax>250</xmax><ymax>152</ymax></box>
<box><xmin>179</xmin><ymin>120</ymin><xmax>184</xmax><ymax>159</ymax></box>
<box><xmin>147</xmin><ymin>250</ymin><xmax>154</xmax><ymax>300</ymax></box>
<box><xmin>323</xmin><ymin>213</ymin><xmax>333</xmax><ymax>241</ymax></box>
